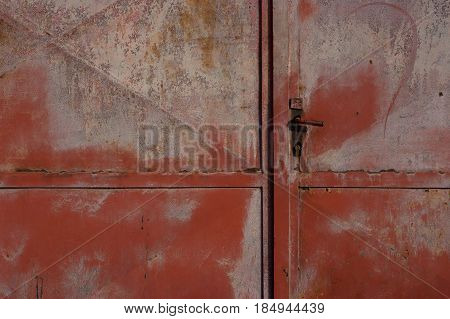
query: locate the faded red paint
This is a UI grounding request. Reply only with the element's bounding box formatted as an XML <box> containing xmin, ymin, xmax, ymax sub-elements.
<box><xmin>1</xmin><ymin>189</ymin><xmax>261</xmax><ymax>298</ymax></box>
<box><xmin>0</xmin><ymin>0</ymin><xmax>267</xmax><ymax>300</ymax></box>
<box><xmin>347</xmin><ymin>1</ymin><xmax>419</xmax><ymax>135</ymax></box>
<box><xmin>1</xmin><ymin>0</ymin><xmax>448</xmax><ymax>300</ymax></box>
<box><xmin>0</xmin><ymin>172</ymin><xmax>263</xmax><ymax>188</ymax></box>
<box><xmin>298</xmin><ymin>0</ymin><xmax>316</xmax><ymax>21</ymax></box>
<box><xmin>273</xmin><ymin>67</ymin><xmax>300</xmax><ymax>296</ymax></box>
<box><xmin>0</xmin><ymin>0</ymin><xmax>261</xmax><ymax>174</ymax></box>
<box><xmin>0</xmin><ymin>64</ymin><xmax>258</xmax><ymax>174</ymax></box>
<box><xmin>0</xmin><ymin>65</ymin><xmax>136</xmax><ymax>172</ymax></box>
<box><xmin>275</xmin><ymin>0</ymin><xmax>450</xmax><ymax>299</ymax></box>
<box><xmin>298</xmin><ymin>171</ymin><xmax>450</xmax><ymax>189</ymax></box>
<box><xmin>297</xmin><ymin>189</ymin><xmax>449</xmax><ymax>298</ymax></box>
<box><xmin>305</xmin><ymin>65</ymin><xmax>380</xmax><ymax>156</ymax></box>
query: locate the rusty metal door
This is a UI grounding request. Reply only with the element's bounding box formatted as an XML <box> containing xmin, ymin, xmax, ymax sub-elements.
<box><xmin>273</xmin><ymin>0</ymin><xmax>449</xmax><ymax>298</ymax></box>
<box><xmin>1</xmin><ymin>0</ymin><xmax>448</xmax><ymax>300</ymax></box>
<box><xmin>0</xmin><ymin>0</ymin><xmax>269</xmax><ymax>298</ymax></box>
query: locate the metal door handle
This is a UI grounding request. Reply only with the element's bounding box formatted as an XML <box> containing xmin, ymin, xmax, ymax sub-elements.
<box><xmin>288</xmin><ymin>114</ymin><xmax>324</xmax><ymax>159</ymax></box>
<box><xmin>292</xmin><ymin>116</ymin><xmax>323</xmax><ymax>127</ymax></box>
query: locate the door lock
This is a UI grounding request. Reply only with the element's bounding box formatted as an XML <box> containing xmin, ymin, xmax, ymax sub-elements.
<box><xmin>288</xmin><ymin>102</ymin><xmax>323</xmax><ymax>162</ymax></box>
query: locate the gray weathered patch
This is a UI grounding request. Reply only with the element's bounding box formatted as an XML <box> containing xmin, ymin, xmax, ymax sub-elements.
<box><xmin>228</xmin><ymin>190</ymin><xmax>261</xmax><ymax>298</ymax></box>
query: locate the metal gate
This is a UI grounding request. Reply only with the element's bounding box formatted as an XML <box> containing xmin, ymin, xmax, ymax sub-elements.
<box><xmin>0</xmin><ymin>0</ymin><xmax>448</xmax><ymax>299</ymax></box>
<box><xmin>0</xmin><ymin>0</ymin><xmax>268</xmax><ymax>298</ymax></box>
<box><xmin>272</xmin><ymin>0</ymin><xmax>449</xmax><ymax>298</ymax></box>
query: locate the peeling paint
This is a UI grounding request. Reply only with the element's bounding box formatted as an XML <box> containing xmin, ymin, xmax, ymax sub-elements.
<box><xmin>63</xmin><ymin>256</ymin><xmax>101</xmax><ymax>298</ymax></box>
<box><xmin>0</xmin><ymin>0</ymin><xmax>260</xmax><ymax>173</ymax></box>
<box><xmin>394</xmin><ymin>190</ymin><xmax>449</xmax><ymax>256</ymax></box>
<box><xmin>299</xmin><ymin>0</ymin><xmax>450</xmax><ymax>172</ymax></box>
<box><xmin>297</xmin><ymin>266</ymin><xmax>316</xmax><ymax>298</ymax></box>
<box><xmin>0</xmin><ymin>234</ymin><xmax>27</xmax><ymax>264</ymax></box>
<box><xmin>51</xmin><ymin>191</ymin><xmax>111</xmax><ymax>216</ymax></box>
<box><xmin>164</xmin><ymin>198</ymin><xmax>198</xmax><ymax>222</ymax></box>
<box><xmin>328</xmin><ymin>210</ymin><xmax>372</xmax><ymax>235</ymax></box>
<box><xmin>298</xmin><ymin>188</ymin><xmax>450</xmax><ymax>298</ymax></box>
<box><xmin>0</xmin><ymin>0</ymin><xmax>118</xmax><ymax>35</ymax></box>
<box><xmin>228</xmin><ymin>190</ymin><xmax>261</xmax><ymax>298</ymax></box>
<box><xmin>0</xmin><ymin>188</ymin><xmax>262</xmax><ymax>298</ymax></box>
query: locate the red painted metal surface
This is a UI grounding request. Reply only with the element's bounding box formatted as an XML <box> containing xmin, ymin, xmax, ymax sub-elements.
<box><xmin>0</xmin><ymin>0</ymin><xmax>268</xmax><ymax>299</ymax></box>
<box><xmin>0</xmin><ymin>188</ymin><xmax>261</xmax><ymax>298</ymax></box>
<box><xmin>297</xmin><ymin>0</ymin><xmax>449</xmax><ymax>172</ymax></box>
<box><xmin>297</xmin><ymin>188</ymin><xmax>449</xmax><ymax>298</ymax></box>
<box><xmin>273</xmin><ymin>0</ymin><xmax>449</xmax><ymax>298</ymax></box>
<box><xmin>0</xmin><ymin>172</ymin><xmax>263</xmax><ymax>188</ymax></box>
<box><xmin>1</xmin><ymin>0</ymin><xmax>448</xmax><ymax>299</ymax></box>
<box><xmin>0</xmin><ymin>0</ymin><xmax>260</xmax><ymax>173</ymax></box>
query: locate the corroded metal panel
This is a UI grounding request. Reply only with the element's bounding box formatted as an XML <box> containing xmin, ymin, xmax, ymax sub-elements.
<box><xmin>0</xmin><ymin>0</ymin><xmax>266</xmax><ymax>300</ymax></box>
<box><xmin>297</xmin><ymin>188</ymin><xmax>449</xmax><ymax>298</ymax></box>
<box><xmin>274</xmin><ymin>0</ymin><xmax>450</xmax><ymax>298</ymax></box>
<box><xmin>296</xmin><ymin>0</ymin><xmax>449</xmax><ymax>172</ymax></box>
<box><xmin>0</xmin><ymin>188</ymin><xmax>261</xmax><ymax>298</ymax></box>
<box><xmin>0</xmin><ymin>0</ymin><xmax>260</xmax><ymax>173</ymax></box>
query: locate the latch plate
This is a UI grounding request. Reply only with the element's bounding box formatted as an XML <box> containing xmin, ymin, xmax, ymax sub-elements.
<box><xmin>289</xmin><ymin>97</ymin><xmax>303</xmax><ymax>110</ymax></box>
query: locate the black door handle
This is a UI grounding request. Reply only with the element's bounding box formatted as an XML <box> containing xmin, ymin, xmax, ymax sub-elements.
<box><xmin>288</xmin><ymin>114</ymin><xmax>324</xmax><ymax>159</ymax></box>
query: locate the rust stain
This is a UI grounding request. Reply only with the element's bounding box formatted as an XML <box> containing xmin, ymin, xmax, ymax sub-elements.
<box><xmin>39</xmin><ymin>0</ymin><xmax>260</xmax><ymax>174</ymax></box>
<box><xmin>298</xmin><ymin>82</ymin><xmax>306</xmax><ymax>96</ymax></box>
<box><xmin>0</xmin><ymin>21</ymin><xmax>7</xmax><ymax>43</ymax></box>
<box><xmin>188</xmin><ymin>0</ymin><xmax>216</xmax><ymax>26</ymax></box>
<box><xmin>182</xmin><ymin>0</ymin><xmax>217</xmax><ymax>69</ymax></box>
<box><xmin>179</xmin><ymin>10</ymin><xmax>194</xmax><ymax>40</ymax></box>
<box><xmin>144</xmin><ymin>32</ymin><xmax>162</xmax><ymax>61</ymax></box>
<box><xmin>199</xmin><ymin>37</ymin><xmax>215</xmax><ymax>69</ymax></box>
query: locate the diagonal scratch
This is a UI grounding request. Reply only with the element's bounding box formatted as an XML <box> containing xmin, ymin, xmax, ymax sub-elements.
<box><xmin>0</xmin><ymin>0</ymin><xmax>128</xmax><ymax>76</ymax></box>
<box><xmin>0</xmin><ymin>0</ymin><xmax>248</xmax><ymax>164</ymax></box>
<box><xmin>300</xmin><ymin>197</ymin><xmax>449</xmax><ymax>298</ymax></box>
<box><xmin>271</xmin><ymin>174</ymin><xmax>449</xmax><ymax>298</ymax></box>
